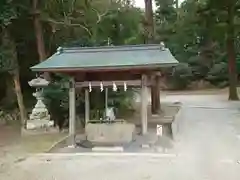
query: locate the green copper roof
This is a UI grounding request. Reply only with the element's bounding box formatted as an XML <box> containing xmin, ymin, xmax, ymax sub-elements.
<box><xmin>31</xmin><ymin>44</ymin><xmax>178</xmax><ymax>72</ymax></box>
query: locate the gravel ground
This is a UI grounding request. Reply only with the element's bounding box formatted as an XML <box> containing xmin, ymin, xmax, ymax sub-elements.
<box><xmin>1</xmin><ymin>94</ymin><xmax>240</xmax><ymax>179</ymax></box>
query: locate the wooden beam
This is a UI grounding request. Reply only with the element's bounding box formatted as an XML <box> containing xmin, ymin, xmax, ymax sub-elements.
<box><xmin>32</xmin><ymin>65</ymin><xmax>171</xmax><ymax>73</ymax></box>
<box><xmin>65</xmin><ymin>70</ymin><xmax>156</xmax><ymax>82</ymax></box>
<box><xmin>74</xmin><ymin>72</ymin><xmax>86</xmax><ymax>82</ymax></box>
<box><xmin>152</xmin><ymin>71</ymin><xmax>162</xmax><ymax>76</ymax></box>
<box><xmin>141</xmin><ymin>74</ymin><xmax>148</xmax><ymax>135</ymax></box>
<box><xmin>75</xmin><ymin>80</ymin><xmax>145</xmax><ymax>88</ymax></box>
<box><xmin>82</xmin><ymin>72</ymin><xmax>141</xmax><ymax>81</ymax></box>
<box><xmin>68</xmin><ymin>78</ymin><xmax>76</xmax><ymax>147</ymax></box>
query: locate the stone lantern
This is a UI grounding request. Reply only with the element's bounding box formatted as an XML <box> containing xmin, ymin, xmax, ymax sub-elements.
<box><xmin>27</xmin><ymin>77</ymin><xmax>53</xmax><ymax>130</ymax></box>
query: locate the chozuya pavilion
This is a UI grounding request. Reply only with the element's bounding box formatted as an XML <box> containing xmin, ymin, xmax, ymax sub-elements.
<box><xmin>31</xmin><ymin>44</ymin><xmax>178</xmax><ymax>147</ymax></box>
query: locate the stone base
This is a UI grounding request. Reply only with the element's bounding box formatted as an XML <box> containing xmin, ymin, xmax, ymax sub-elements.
<box><xmin>26</xmin><ymin>120</ymin><xmax>54</xmax><ymax>130</ymax></box>
<box><xmin>92</xmin><ymin>146</ymin><xmax>124</xmax><ymax>152</ymax></box>
<box><xmin>85</xmin><ymin>122</ymin><xmax>136</xmax><ymax>144</ymax></box>
<box><xmin>21</xmin><ymin>127</ymin><xmax>59</xmax><ymax>136</ymax></box>
<box><xmin>141</xmin><ymin>144</ymin><xmax>151</xmax><ymax>149</ymax></box>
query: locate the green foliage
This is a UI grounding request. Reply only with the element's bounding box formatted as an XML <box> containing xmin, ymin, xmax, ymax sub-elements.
<box><xmin>0</xmin><ymin>1</ymin><xmax>18</xmax><ymax>27</ymax></box>
<box><xmin>169</xmin><ymin>63</ymin><xmax>193</xmax><ymax>90</ymax></box>
<box><xmin>3</xmin><ymin>0</ymin><xmax>240</xmax><ymax>125</ymax></box>
<box><xmin>43</xmin><ymin>74</ymin><xmax>135</xmax><ymax>128</ymax></box>
<box><xmin>107</xmin><ymin>88</ymin><xmax>135</xmax><ymax>117</ymax></box>
<box><xmin>206</xmin><ymin>62</ymin><xmax>228</xmax><ymax>87</ymax></box>
<box><xmin>37</xmin><ymin>1</ymin><xmax>142</xmax><ymax>128</ymax></box>
<box><xmin>154</xmin><ymin>0</ymin><xmax>240</xmax><ymax>89</ymax></box>
<box><xmin>0</xmin><ymin>29</ymin><xmax>18</xmax><ymax>72</ymax></box>
<box><xmin>0</xmin><ymin>0</ymin><xmax>19</xmax><ymax>73</ymax></box>
<box><xmin>42</xmin><ymin>75</ymin><xmax>70</xmax><ymax>129</ymax></box>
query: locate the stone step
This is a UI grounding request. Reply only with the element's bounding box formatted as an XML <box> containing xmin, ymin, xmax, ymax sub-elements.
<box><xmin>92</xmin><ymin>146</ymin><xmax>124</xmax><ymax>152</ymax></box>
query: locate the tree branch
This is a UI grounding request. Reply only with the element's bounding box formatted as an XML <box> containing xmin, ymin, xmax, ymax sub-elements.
<box><xmin>91</xmin><ymin>7</ymin><xmax>109</xmax><ymax>24</ymax></box>
<box><xmin>44</xmin><ymin>18</ymin><xmax>92</xmax><ymax>36</ymax></box>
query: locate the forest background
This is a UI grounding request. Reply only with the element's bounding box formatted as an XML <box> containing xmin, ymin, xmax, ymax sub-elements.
<box><xmin>0</xmin><ymin>0</ymin><xmax>239</xmax><ymax>128</ymax></box>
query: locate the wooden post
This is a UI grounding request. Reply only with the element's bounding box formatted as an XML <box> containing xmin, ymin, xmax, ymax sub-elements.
<box><xmin>141</xmin><ymin>74</ymin><xmax>148</xmax><ymax>135</ymax></box>
<box><xmin>151</xmin><ymin>71</ymin><xmax>161</xmax><ymax>114</ymax></box>
<box><xmin>68</xmin><ymin>78</ymin><xmax>76</xmax><ymax>147</ymax></box>
<box><xmin>105</xmin><ymin>88</ymin><xmax>108</xmax><ymax>115</ymax></box>
<box><xmin>151</xmin><ymin>75</ymin><xmax>160</xmax><ymax>114</ymax></box>
<box><xmin>85</xmin><ymin>88</ymin><xmax>90</xmax><ymax>125</ymax></box>
<box><xmin>156</xmin><ymin>75</ymin><xmax>161</xmax><ymax>111</ymax></box>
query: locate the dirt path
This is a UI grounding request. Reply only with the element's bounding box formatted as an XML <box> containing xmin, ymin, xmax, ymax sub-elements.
<box><xmin>0</xmin><ymin>125</ymin><xmax>20</xmax><ymax>146</ymax></box>
<box><xmin>0</xmin><ymin>125</ymin><xmax>25</xmax><ymax>173</ymax></box>
<box><xmin>0</xmin><ymin>125</ymin><xmax>67</xmax><ymax>174</ymax></box>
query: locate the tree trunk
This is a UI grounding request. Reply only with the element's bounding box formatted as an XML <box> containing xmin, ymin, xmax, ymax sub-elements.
<box><xmin>12</xmin><ymin>70</ymin><xmax>28</xmax><ymax>128</ymax></box>
<box><xmin>2</xmin><ymin>28</ymin><xmax>28</xmax><ymax>127</ymax></box>
<box><xmin>144</xmin><ymin>0</ymin><xmax>160</xmax><ymax>114</ymax></box>
<box><xmin>176</xmin><ymin>0</ymin><xmax>179</xmax><ymax>9</ymax></box>
<box><xmin>33</xmin><ymin>0</ymin><xmax>46</xmax><ymax>62</ymax></box>
<box><xmin>144</xmin><ymin>0</ymin><xmax>154</xmax><ymax>43</ymax></box>
<box><xmin>227</xmin><ymin>4</ymin><xmax>239</xmax><ymax>100</ymax></box>
<box><xmin>32</xmin><ymin>0</ymin><xmax>50</xmax><ymax>79</ymax></box>
<box><xmin>1</xmin><ymin>75</ymin><xmax>16</xmax><ymax>106</ymax></box>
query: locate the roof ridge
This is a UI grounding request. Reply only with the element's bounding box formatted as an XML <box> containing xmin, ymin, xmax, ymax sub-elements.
<box><xmin>62</xmin><ymin>44</ymin><xmax>160</xmax><ymax>49</ymax></box>
<box><xmin>58</xmin><ymin>44</ymin><xmax>165</xmax><ymax>54</ymax></box>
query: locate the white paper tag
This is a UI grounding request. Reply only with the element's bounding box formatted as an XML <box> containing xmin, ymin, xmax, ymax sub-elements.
<box><xmin>156</xmin><ymin>124</ymin><xmax>163</xmax><ymax>136</ymax></box>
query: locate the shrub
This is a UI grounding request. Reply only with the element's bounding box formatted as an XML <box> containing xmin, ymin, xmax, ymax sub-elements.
<box><xmin>169</xmin><ymin>63</ymin><xmax>193</xmax><ymax>90</ymax></box>
<box><xmin>206</xmin><ymin>62</ymin><xmax>228</xmax><ymax>87</ymax></box>
<box><xmin>43</xmin><ymin>74</ymin><xmax>135</xmax><ymax>130</ymax></box>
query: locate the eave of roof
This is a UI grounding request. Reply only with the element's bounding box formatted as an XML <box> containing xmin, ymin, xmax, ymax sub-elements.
<box><xmin>31</xmin><ymin>44</ymin><xmax>179</xmax><ymax>72</ymax></box>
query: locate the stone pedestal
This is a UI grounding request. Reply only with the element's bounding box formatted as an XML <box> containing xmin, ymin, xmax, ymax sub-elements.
<box><xmin>85</xmin><ymin>122</ymin><xmax>136</xmax><ymax>144</ymax></box>
<box><xmin>26</xmin><ymin>120</ymin><xmax>54</xmax><ymax>130</ymax></box>
<box><xmin>27</xmin><ymin>91</ymin><xmax>53</xmax><ymax>130</ymax></box>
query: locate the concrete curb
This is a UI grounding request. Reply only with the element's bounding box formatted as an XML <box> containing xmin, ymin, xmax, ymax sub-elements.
<box><xmin>46</xmin><ymin>134</ymin><xmax>70</xmax><ymax>153</ymax></box>
<box><xmin>186</xmin><ymin>105</ymin><xmax>240</xmax><ymax>110</ymax></box>
<box><xmin>35</xmin><ymin>152</ymin><xmax>178</xmax><ymax>158</ymax></box>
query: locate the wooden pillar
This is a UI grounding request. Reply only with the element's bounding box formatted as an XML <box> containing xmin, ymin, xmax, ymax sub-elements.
<box><xmin>156</xmin><ymin>75</ymin><xmax>161</xmax><ymax>110</ymax></box>
<box><xmin>151</xmin><ymin>74</ymin><xmax>161</xmax><ymax>114</ymax></box>
<box><xmin>85</xmin><ymin>89</ymin><xmax>90</xmax><ymax>125</ymax></box>
<box><xmin>68</xmin><ymin>78</ymin><xmax>76</xmax><ymax>147</ymax></box>
<box><xmin>105</xmin><ymin>88</ymin><xmax>108</xmax><ymax>115</ymax></box>
<box><xmin>141</xmin><ymin>74</ymin><xmax>148</xmax><ymax>135</ymax></box>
